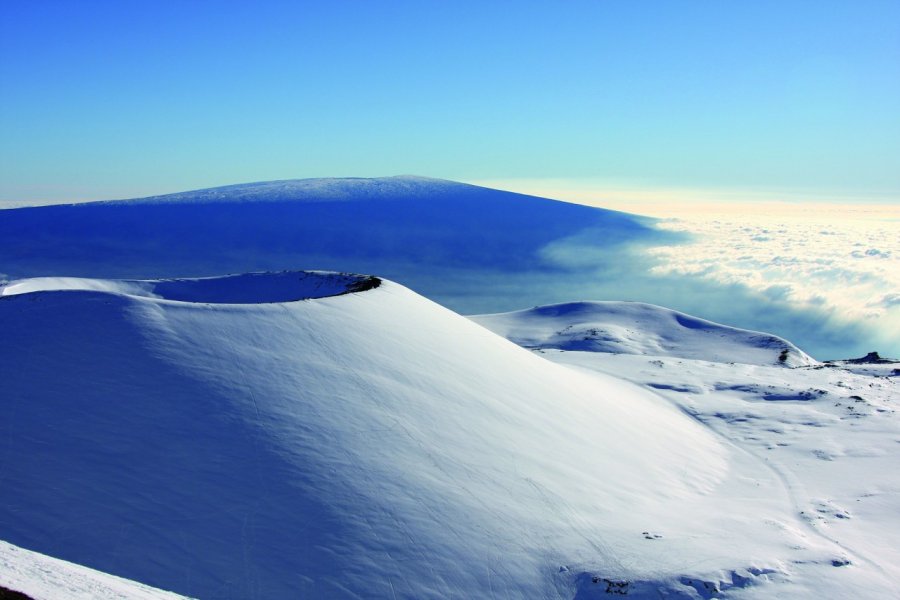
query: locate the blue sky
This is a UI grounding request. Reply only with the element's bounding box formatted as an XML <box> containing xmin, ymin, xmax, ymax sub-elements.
<box><xmin>2</xmin><ymin>0</ymin><xmax>899</xmax><ymax>203</ymax></box>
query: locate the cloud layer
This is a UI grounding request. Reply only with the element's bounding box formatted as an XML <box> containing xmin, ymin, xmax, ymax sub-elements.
<box><xmin>644</xmin><ymin>203</ymin><xmax>900</xmax><ymax>357</ymax></box>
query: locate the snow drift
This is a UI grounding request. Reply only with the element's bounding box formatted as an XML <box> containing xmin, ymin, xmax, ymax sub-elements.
<box><xmin>0</xmin><ymin>270</ymin><xmax>832</xmax><ymax>599</ymax></box>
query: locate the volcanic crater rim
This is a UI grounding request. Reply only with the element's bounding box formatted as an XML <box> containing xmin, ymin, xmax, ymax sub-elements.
<box><xmin>0</xmin><ymin>271</ymin><xmax>382</xmax><ymax>305</ymax></box>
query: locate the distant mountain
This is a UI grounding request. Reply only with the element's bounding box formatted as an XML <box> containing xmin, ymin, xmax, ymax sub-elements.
<box><xmin>472</xmin><ymin>300</ymin><xmax>816</xmax><ymax>367</ymax></box>
<box><xmin>0</xmin><ymin>175</ymin><xmax>670</xmax><ymax>315</ymax></box>
<box><xmin>0</xmin><ymin>270</ymin><xmax>849</xmax><ymax>599</ymax></box>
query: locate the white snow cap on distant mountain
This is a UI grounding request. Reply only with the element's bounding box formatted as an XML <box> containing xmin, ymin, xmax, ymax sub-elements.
<box><xmin>472</xmin><ymin>300</ymin><xmax>817</xmax><ymax>367</ymax></box>
<box><xmin>101</xmin><ymin>175</ymin><xmax>472</xmax><ymax>204</ymax></box>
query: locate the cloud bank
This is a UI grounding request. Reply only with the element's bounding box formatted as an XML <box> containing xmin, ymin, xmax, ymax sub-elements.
<box><xmin>644</xmin><ymin>203</ymin><xmax>900</xmax><ymax>358</ymax></box>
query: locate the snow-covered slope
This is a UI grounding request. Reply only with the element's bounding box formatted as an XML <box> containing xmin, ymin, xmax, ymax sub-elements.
<box><xmin>472</xmin><ymin>301</ymin><xmax>816</xmax><ymax>367</ymax></box>
<box><xmin>0</xmin><ymin>540</ymin><xmax>191</xmax><ymax>600</ymax></box>
<box><xmin>0</xmin><ymin>271</ymin><xmax>867</xmax><ymax>599</ymax></box>
<box><xmin>477</xmin><ymin>302</ymin><xmax>900</xmax><ymax>599</ymax></box>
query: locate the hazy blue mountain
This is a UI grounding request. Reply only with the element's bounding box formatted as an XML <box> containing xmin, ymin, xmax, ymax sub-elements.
<box><xmin>0</xmin><ymin>176</ymin><xmax>669</xmax><ymax>309</ymax></box>
<box><xmin>0</xmin><ymin>175</ymin><xmax>661</xmax><ymax>277</ymax></box>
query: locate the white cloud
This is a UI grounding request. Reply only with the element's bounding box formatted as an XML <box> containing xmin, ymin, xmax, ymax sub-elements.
<box><xmin>644</xmin><ymin>203</ymin><xmax>900</xmax><ymax>355</ymax></box>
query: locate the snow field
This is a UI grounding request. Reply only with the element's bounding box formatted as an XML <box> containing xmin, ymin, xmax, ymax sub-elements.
<box><xmin>2</xmin><ymin>271</ymin><xmax>896</xmax><ymax>597</ymax></box>
<box><xmin>476</xmin><ymin>303</ymin><xmax>900</xmax><ymax>598</ymax></box>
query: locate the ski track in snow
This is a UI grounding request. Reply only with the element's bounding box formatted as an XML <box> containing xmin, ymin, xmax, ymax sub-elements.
<box><xmin>677</xmin><ymin>393</ymin><xmax>870</xmax><ymax>572</ymax></box>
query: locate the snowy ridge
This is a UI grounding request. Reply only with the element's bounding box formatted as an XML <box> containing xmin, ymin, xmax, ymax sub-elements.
<box><xmin>0</xmin><ymin>540</ymin><xmax>190</xmax><ymax>600</ymax></box>
<box><xmin>0</xmin><ymin>271</ymin><xmax>380</xmax><ymax>304</ymax></box>
<box><xmin>472</xmin><ymin>301</ymin><xmax>817</xmax><ymax>367</ymax></box>
<box><xmin>0</xmin><ymin>270</ymin><xmax>858</xmax><ymax>599</ymax></box>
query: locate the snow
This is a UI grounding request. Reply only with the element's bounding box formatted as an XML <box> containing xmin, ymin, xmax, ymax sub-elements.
<box><xmin>3</xmin><ymin>270</ymin><xmax>897</xmax><ymax>598</ymax></box>
<box><xmin>100</xmin><ymin>175</ymin><xmax>471</xmax><ymax>205</ymax></box>
<box><xmin>471</xmin><ymin>301</ymin><xmax>816</xmax><ymax>367</ymax></box>
<box><xmin>476</xmin><ymin>301</ymin><xmax>900</xmax><ymax>599</ymax></box>
<box><xmin>1</xmin><ymin>271</ymin><xmax>379</xmax><ymax>304</ymax></box>
<box><xmin>0</xmin><ymin>540</ymin><xmax>190</xmax><ymax>599</ymax></box>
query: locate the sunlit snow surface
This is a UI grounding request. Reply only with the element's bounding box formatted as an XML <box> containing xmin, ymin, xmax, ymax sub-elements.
<box><xmin>471</xmin><ymin>301</ymin><xmax>816</xmax><ymax>367</ymax></box>
<box><xmin>476</xmin><ymin>302</ymin><xmax>900</xmax><ymax>599</ymax></box>
<box><xmin>0</xmin><ymin>540</ymin><xmax>191</xmax><ymax>600</ymax></box>
<box><xmin>2</xmin><ymin>271</ymin><xmax>898</xmax><ymax>598</ymax></box>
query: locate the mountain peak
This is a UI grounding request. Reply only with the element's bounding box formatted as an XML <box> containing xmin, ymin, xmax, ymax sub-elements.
<box><xmin>105</xmin><ymin>175</ymin><xmax>475</xmax><ymax>205</ymax></box>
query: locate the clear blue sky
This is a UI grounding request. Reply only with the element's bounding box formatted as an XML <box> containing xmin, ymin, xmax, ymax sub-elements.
<box><xmin>2</xmin><ymin>0</ymin><xmax>899</xmax><ymax>202</ymax></box>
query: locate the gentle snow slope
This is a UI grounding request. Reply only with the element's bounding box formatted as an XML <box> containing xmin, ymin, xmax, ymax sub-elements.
<box><xmin>0</xmin><ymin>540</ymin><xmax>191</xmax><ymax>600</ymax></box>
<box><xmin>477</xmin><ymin>301</ymin><xmax>900</xmax><ymax>599</ymax></box>
<box><xmin>0</xmin><ymin>271</ymin><xmax>842</xmax><ymax>599</ymax></box>
<box><xmin>472</xmin><ymin>301</ymin><xmax>816</xmax><ymax>367</ymax></box>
